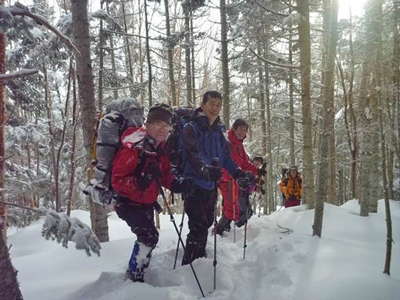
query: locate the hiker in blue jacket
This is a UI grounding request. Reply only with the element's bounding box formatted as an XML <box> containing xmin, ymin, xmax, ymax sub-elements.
<box><xmin>181</xmin><ymin>90</ymin><xmax>253</xmax><ymax>265</ymax></box>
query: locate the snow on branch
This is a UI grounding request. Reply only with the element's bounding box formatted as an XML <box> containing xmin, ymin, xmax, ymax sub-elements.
<box><xmin>248</xmin><ymin>48</ymin><xmax>300</xmax><ymax>69</ymax></box>
<box><xmin>0</xmin><ymin>2</ymin><xmax>79</xmax><ymax>54</ymax></box>
<box><xmin>42</xmin><ymin>210</ymin><xmax>101</xmax><ymax>257</ymax></box>
<box><xmin>0</xmin><ymin>68</ymin><xmax>38</xmax><ymax>81</ymax></box>
<box><xmin>0</xmin><ymin>201</ymin><xmax>101</xmax><ymax>256</ymax></box>
<box><xmin>253</xmin><ymin>0</ymin><xmax>289</xmax><ymax>17</ymax></box>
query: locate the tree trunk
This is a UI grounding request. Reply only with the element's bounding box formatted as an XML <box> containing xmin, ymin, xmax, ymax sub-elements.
<box><xmin>338</xmin><ymin>168</ymin><xmax>345</xmax><ymax>205</ymax></box>
<box><xmin>67</xmin><ymin>63</ymin><xmax>78</xmax><ymax>216</ymax></box>
<box><xmin>0</xmin><ymin>234</ymin><xmax>23</xmax><ymax>300</ymax></box>
<box><xmin>0</xmin><ymin>0</ymin><xmax>6</xmax><ymax>239</ymax></box>
<box><xmin>220</xmin><ymin>0</ymin><xmax>230</xmax><ymax>127</ymax></box>
<box><xmin>337</xmin><ymin>57</ymin><xmax>358</xmax><ymax>200</ymax></box>
<box><xmin>184</xmin><ymin>8</ymin><xmax>192</xmax><ymax>106</ymax></box>
<box><xmin>288</xmin><ymin>6</ymin><xmax>296</xmax><ymax>167</ymax></box>
<box><xmin>121</xmin><ymin>1</ymin><xmax>135</xmax><ymax>98</ymax></box>
<box><xmin>44</xmin><ymin>65</ymin><xmax>60</xmax><ymax>211</ymax></box>
<box><xmin>380</xmin><ymin>106</ymin><xmax>393</xmax><ymax>275</ymax></box>
<box><xmin>144</xmin><ymin>0</ymin><xmax>153</xmax><ymax>105</ymax></box>
<box><xmin>314</xmin><ymin>0</ymin><xmax>338</xmax><ymax>236</ymax></box>
<box><xmin>71</xmin><ymin>0</ymin><xmax>109</xmax><ymax>242</ymax></box>
<box><xmin>164</xmin><ymin>0</ymin><xmax>177</xmax><ymax>106</ymax></box>
<box><xmin>393</xmin><ymin>0</ymin><xmax>400</xmax><ymax>162</ymax></box>
<box><xmin>296</xmin><ymin>0</ymin><xmax>315</xmax><ymax>209</ymax></box>
<box><xmin>264</xmin><ymin>41</ymin><xmax>275</xmax><ymax>213</ymax></box>
<box><xmin>106</xmin><ymin>0</ymin><xmax>118</xmax><ymax>100</ymax></box>
<box><xmin>387</xmin><ymin>150</ymin><xmax>394</xmax><ymax>200</ymax></box>
<box><xmin>0</xmin><ymin>0</ymin><xmax>23</xmax><ymax>294</ymax></box>
<box><xmin>358</xmin><ymin>62</ymin><xmax>371</xmax><ymax>217</ymax></box>
<box><xmin>359</xmin><ymin>0</ymin><xmax>384</xmax><ymax>215</ymax></box>
<box><xmin>137</xmin><ymin>0</ymin><xmax>145</xmax><ymax>105</ymax></box>
<box><xmin>98</xmin><ymin>1</ymin><xmax>104</xmax><ymax>111</ymax></box>
<box><xmin>257</xmin><ymin>44</ymin><xmax>267</xmax><ymax>156</ymax></box>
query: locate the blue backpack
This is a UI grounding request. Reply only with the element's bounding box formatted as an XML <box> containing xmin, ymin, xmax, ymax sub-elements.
<box><xmin>165</xmin><ymin>107</ymin><xmax>195</xmax><ymax>176</ymax></box>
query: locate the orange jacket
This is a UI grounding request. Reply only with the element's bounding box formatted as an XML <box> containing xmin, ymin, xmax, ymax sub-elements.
<box><xmin>279</xmin><ymin>175</ymin><xmax>302</xmax><ymax>200</ymax></box>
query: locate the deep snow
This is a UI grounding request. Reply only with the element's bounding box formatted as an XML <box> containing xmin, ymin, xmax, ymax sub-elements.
<box><xmin>7</xmin><ymin>199</ymin><xmax>400</xmax><ymax>300</ymax></box>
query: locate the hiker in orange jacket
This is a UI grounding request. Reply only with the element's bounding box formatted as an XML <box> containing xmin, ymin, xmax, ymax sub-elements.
<box><xmin>279</xmin><ymin>166</ymin><xmax>302</xmax><ymax>207</ymax></box>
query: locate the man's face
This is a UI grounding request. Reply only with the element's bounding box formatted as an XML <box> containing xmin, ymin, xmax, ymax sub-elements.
<box><xmin>146</xmin><ymin>120</ymin><xmax>172</xmax><ymax>144</ymax></box>
<box><xmin>234</xmin><ymin>125</ymin><xmax>248</xmax><ymax>140</ymax></box>
<box><xmin>201</xmin><ymin>97</ymin><xmax>222</xmax><ymax>122</ymax></box>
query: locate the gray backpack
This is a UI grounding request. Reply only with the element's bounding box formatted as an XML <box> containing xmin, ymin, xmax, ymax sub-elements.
<box><xmin>85</xmin><ymin>98</ymin><xmax>144</xmax><ymax>205</ymax></box>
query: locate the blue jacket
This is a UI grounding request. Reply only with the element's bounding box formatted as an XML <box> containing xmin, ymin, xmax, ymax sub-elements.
<box><xmin>182</xmin><ymin>108</ymin><xmax>239</xmax><ymax>190</ymax></box>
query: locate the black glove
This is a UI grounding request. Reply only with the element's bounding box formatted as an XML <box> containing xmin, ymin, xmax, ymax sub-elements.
<box><xmin>201</xmin><ymin>165</ymin><xmax>222</xmax><ymax>181</ymax></box>
<box><xmin>236</xmin><ymin>171</ymin><xmax>256</xmax><ymax>189</ymax></box>
<box><xmin>171</xmin><ymin>177</ymin><xmax>192</xmax><ymax>193</ymax></box>
<box><xmin>136</xmin><ymin>162</ymin><xmax>161</xmax><ymax>190</ymax></box>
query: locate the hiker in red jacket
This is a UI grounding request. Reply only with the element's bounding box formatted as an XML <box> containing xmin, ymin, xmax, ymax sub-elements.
<box><xmin>112</xmin><ymin>103</ymin><xmax>187</xmax><ymax>282</ymax></box>
<box><xmin>215</xmin><ymin>119</ymin><xmax>258</xmax><ymax>235</ymax></box>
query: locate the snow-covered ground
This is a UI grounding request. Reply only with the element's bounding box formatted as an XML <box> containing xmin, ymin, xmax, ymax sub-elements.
<box><xmin>7</xmin><ymin>200</ymin><xmax>400</xmax><ymax>300</ymax></box>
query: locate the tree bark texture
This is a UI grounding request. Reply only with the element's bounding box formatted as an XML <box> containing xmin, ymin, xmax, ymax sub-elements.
<box><xmin>0</xmin><ymin>0</ymin><xmax>23</xmax><ymax>295</ymax></box>
<box><xmin>71</xmin><ymin>0</ymin><xmax>109</xmax><ymax>242</ymax></box>
<box><xmin>380</xmin><ymin>111</ymin><xmax>393</xmax><ymax>275</ymax></box>
<box><xmin>144</xmin><ymin>0</ymin><xmax>153</xmax><ymax>106</ymax></box>
<box><xmin>0</xmin><ymin>234</ymin><xmax>23</xmax><ymax>300</ymax></box>
<box><xmin>164</xmin><ymin>0</ymin><xmax>177</xmax><ymax>106</ymax></box>
<box><xmin>184</xmin><ymin>9</ymin><xmax>192</xmax><ymax>106</ymax></box>
<box><xmin>314</xmin><ymin>0</ymin><xmax>338</xmax><ymax>237</ymax></box>
<box><xmin>257</xmin><ymin>44</ymin><xmax>267</xmax><ymax>157</ymax></box>
<box><xmin>296</xmin><ymin>0</ymin><xmax>315</xmax><ymax>209</ymax></box>
<box><xmin>43</xmin><ymin>65</ymin><xmax>60</xmax><ymax>211</ymax></box>
<box><xmin>0</xmin><ymin>0</ymin><xmax>6</xmax><ymax>239</ymax></box>
<box><xmin>264</xmin><ymin>42</ymin><xmax>275</xmax><ymax>213</ymax></box>
<box><xmin>220</xmin><ymin>0</ymin><xmax>230</xmax><ymax>127</ymax></box>
<box><xmin>288</xmin><ymin>10</ymin><xmax>296</xmax><ymax>167</ymax></box>
<box><xmin>359</xmin><ymin>0</ymin><xmax>384</xmax><ymax>215</ymax></box>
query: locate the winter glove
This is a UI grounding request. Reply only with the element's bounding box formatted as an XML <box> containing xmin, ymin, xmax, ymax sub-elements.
<box><xmin>171</xmin><ymin>177</ymin><xmax>193</xmax><ymax>193</ymax></box>
<box><xmin>236</xmin><ymin>171</ymin><xmax>256</xmax><ymax>190</ymax></box>
<box><xmin>201</xmin><ymin>165</ymin><xmax>222</xmax><ymax>181</ymax></box>
<box><xmin>136</xmin><ymin>162</ymin><xmax>161</xmax><ymax>190</ymax></box>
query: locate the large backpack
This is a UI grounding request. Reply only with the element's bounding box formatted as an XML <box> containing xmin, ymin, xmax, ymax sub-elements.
<box><xmin>84</xmin><ymin>98</ymin><xmax>144</xmax><ymax>205</ymax></box>
<box><xmin>165</xmin><ymin>107</ymin><xmax>195</xmax><ymax>176</ymax></box>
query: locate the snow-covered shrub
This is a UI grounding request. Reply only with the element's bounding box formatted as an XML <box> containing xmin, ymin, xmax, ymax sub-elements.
<box><xmin>42</xmin><ymin>210</ymin><xmax>101</xmax><ymax>256</ymax></box>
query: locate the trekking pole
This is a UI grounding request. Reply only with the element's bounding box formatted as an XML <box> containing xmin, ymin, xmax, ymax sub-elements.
<box><xmin>213</xmin><ymin>201</ymin><xmax>217</xmax><ymax>291</ymax></box>
<box><xmin>243</xmin><ymin>220</ymin><xmax>248</xmax><ymax>260</ymax></box>
<box><xmin>211</xmin><ymin>157</ymin><xmax>219</xmax><ymax>292</ymax></box>
<box><xmin>233</xmin><ymin>205</ymin><xmax>236</xmax><ymax>243</ymax></box>
<box><xmin>157</xmin><ymin>184</ymin><xmax>205</xmax><ymax>297</ymax></box>
<box><xmin>173</xmin><ymin>206</ymin><xmax>185</xmax><ymax>270</ymax></box>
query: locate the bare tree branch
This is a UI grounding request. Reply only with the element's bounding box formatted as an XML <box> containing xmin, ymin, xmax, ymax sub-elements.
<box><xmin>253</xmin><ymin>0</ymin><xmax>290</xmax><ymax>17</ymax></box>
<box><xmin>248</xmin><ymin>48</ymin><xmax>300</xmax><ymax>69</ymax></box>
<box><xmin>0</xmin><ymin>68</ymin><xmax>38</xmax><ymax>81</ymax></box>
<box><xmin>0</xmin><ymin>200</ymin><xmax>41</xmax><ymax>212</ymax></box>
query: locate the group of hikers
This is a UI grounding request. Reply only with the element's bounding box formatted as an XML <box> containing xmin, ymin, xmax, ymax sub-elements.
<box><xmin>89</xmin><ymin>90</ymin><xmax>303</xmax><ymax>283</ymax></box>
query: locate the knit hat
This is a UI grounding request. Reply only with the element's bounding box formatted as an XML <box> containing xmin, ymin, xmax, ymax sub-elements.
<box><xmin>146</xmin><ymin>103</ymin><xmax>173</xmax><ymax>125</ymax></box>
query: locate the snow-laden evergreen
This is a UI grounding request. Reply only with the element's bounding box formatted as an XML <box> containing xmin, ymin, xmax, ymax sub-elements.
<box><xmin>7</xmin><ymin>200</ymin><xmax>400</xmax><ymax>300</ymax></box>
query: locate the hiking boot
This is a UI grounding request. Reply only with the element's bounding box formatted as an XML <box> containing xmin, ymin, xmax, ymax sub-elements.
<box><xmin>125</xmin><ymin>268</ymin><xmax>144</xmax><ymax>282</ymax></box>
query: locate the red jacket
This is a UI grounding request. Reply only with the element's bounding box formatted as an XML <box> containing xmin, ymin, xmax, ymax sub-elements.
<box><xmin>111</xmin><ymin>127</ymin><xmax>174</xmax><ymax>205</ymax></box>
<box><xmin>219</xmin><ymin>129</ymin><xmax>258</xmax><ymax>220</ymax></box>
